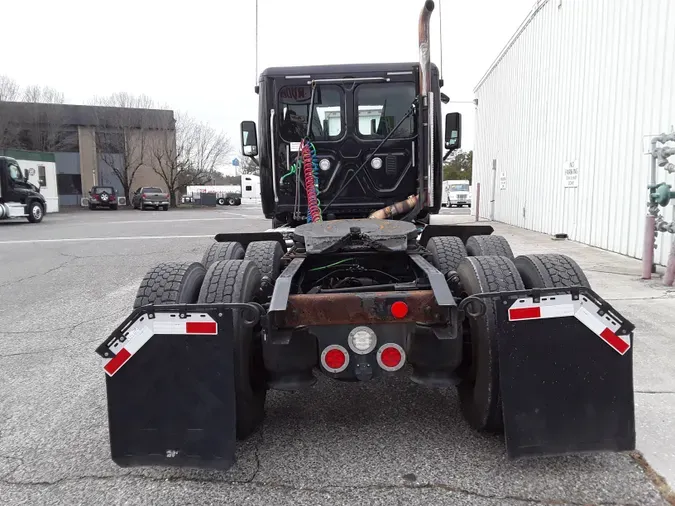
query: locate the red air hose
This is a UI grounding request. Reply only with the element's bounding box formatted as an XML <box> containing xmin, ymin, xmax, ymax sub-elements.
<box><xmin>300</xmin><ymin>140</ymin><xmax>322</xmax><ymax>222</ymax></box>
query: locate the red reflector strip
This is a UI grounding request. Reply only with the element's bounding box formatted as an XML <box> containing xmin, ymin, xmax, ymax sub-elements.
<box><xmin>186</xmin><ymin>321</ymin><xmax>217</xmax><ymax>334</ymax></box>
<box><xmin>509</xmin><ymin>307</ymin><xmax>541</xmax><ymax>320</ymax></box>
<box><xmin>599</xmin><ymin>327</ymin><xmax>630</xmax><ymax>355</ymax></box>
<box><xmin>104</xmin><ymin>348</ymin><xmax>131</xmax><ymax>376</ymax></box>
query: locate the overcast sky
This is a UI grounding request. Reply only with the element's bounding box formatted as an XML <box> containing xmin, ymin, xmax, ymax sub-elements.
<box><xmin>3</xmin><ymin>0</ymin><xmax>535</xmax><ymax>172</ymax></box>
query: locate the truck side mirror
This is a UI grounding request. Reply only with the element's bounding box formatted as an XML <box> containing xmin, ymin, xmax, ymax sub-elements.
<box><xmin>445</xmin><ymin>112</ymin><xmax>462</xmax><ymax>151</ymax></box>
<box><xmin>240</xmin><ymin>121</ymin><xmax>259</xmax><ymax>157</ymax></box>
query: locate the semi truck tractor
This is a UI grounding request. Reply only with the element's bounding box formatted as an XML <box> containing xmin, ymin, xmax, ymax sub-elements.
<box><xmin>97</xmin><ymin>0</ymin><xmax>635</xmax><ymax>470</ymax></box>
<box><xmin>0</xmin><ymin>156</ymin><xmax>47</xmax><ymax>223</ymax></box>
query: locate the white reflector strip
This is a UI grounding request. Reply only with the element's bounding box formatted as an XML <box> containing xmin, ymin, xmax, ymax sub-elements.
<box><xmin>508</xmin><ymin>294</ymin><xmax>631</xmax><ymax>355</ymax></box>
<box><xmin>103</xmin><ymin>313</ymin><xmax>217</xmax><ymax>377</ymax></box>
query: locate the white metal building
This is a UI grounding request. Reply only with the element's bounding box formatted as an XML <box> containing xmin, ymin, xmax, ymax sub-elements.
<box><xmin>473</xmin><ymin>0</ymin><xmax>675</xmax><ymax>265</ymax></box>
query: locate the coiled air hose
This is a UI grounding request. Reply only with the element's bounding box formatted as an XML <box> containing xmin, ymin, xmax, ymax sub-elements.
<box><xmin>300</xmin><ymin>139</ymin><xmax>322</xmax><ymax>222</ymax></box>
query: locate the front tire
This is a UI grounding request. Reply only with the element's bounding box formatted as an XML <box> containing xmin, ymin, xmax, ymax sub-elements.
<box><xmin>27</xmin><ymin>201</ymin><xmax>44</xmax><ymax>223</ymax></box>
<box><xmin>198</xmin><ymin>260</ymin><xmax>266</xmax><ymax>439</ymax></box>
<box><xmin>456</xmin><ymin>255</ymin><xmax>525</xmax><ymax>432</ymax></box>
<box><xmin>217</xmin><ymin>198</ymin><xmax>226</xmax><ymax>206</ymax></box>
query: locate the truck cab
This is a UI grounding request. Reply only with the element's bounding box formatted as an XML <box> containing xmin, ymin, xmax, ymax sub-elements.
<box><xmin>240</xmin><ymin>60</ymin><xmax>462</xmax><ymax>227</ymax></box>
<box><xmin>0</xmin><ymin>156</ymin><xmax>47</xmax><ymax>223</ymax></box>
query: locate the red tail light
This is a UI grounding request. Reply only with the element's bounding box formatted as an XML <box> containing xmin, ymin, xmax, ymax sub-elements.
<box><xmin>377</xmin><ymin>343</ymin><xmax>406</xmax><ymax>372</ymax></box>
<box><xmin>109</xmin><ymin>195</ymin><xmax>116</xmax><ymax>201</ymax></box>
<box><xmin>320</xmin><ymin>345</ymin><xmax>349</xmax><ymax>373</ymax></box>
<box><xmin>142</xmin><ymin>193</ymin><xmax>147</xmax><ymax>199</ymax></box>
<box><xmin>92</xmin><ymin>194</ymin><xmax>99</xmax><ymax>200</ymax></box>
<box><xmin>391</xmin><ymin>301</ymin><xmax>408</xmax><ymax>319</ymax></box>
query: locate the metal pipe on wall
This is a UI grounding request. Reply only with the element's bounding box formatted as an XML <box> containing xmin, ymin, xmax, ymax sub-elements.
<box><xmin>475</xmin><ymin>182</ymin><xmax>481</xmax><ymax>222</ymax></box>
<box><xmin>642</xmin><ymin>214</ymin><xmax>656</xmax><ymax>279</ymax></box>
<box><xmin>642</xmin><ymin>145</ymin><xmax>658</xmax><ymax>279</ymax></box>
<box><xmin>489</xmin><ymin>159</ymin><xmax>497</xmax><ymax>221</ymax></box>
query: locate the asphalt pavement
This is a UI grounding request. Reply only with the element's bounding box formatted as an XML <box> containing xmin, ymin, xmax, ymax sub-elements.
<box><xmin>0</xmin><ymin>204</ymin><xmax>672</xmax><ymax>506</ymax></box>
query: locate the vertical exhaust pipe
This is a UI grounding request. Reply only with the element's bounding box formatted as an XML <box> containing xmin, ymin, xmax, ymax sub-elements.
<box><xmin>418</xmin><ymin>0</ymin><xmax>435</xmax><ymax>208</ymax></box>
<box><xmin>418</xmin><ymin>0</ymin><xmax>434</xmax><ymax>101</ymax></box>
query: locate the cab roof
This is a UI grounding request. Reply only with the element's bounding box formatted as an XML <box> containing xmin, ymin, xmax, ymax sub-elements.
<box><xmin>260</xmin><ymin>62</ymin><xmax>439</xmax><ymax>79</ymax></box>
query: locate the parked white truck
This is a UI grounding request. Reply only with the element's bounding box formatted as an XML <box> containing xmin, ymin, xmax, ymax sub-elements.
<box><xmin>444</xmin><ymin>179</ymin><xmax>471</xmax><ymax>208</ymax></box>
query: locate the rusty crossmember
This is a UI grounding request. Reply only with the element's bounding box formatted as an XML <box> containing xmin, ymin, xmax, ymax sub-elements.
<box><xmin>275</xmin><ymin>290</ymin><xmax>447</xmax><ymax>327</ymax></box>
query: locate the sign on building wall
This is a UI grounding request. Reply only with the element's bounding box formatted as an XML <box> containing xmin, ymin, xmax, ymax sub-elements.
<box><xmin>499</xmin><ymin>172</ymin><xmax>507</xmax><ymax>190</ymax></box>
<box><xmin>563</xmin><ymin>160</ymin><xmax>579</xmax><ymax>188</ymax></box>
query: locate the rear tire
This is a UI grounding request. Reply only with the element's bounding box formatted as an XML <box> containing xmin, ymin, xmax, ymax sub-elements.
<box><xmin>466</xmin><ymin>235</ymin><xmax>514</xmax><ymax>259</ymax></box>
<box><xmin>201</xmin><ymin>241</ymin><xmax>245</xmax><ymax>270</ymax></box>
<box><xmin>217</xmin><ymin>198</ymin><xmax>226</xmax><ymax>206</ymax></box>
<box><xmin>133</xmin><ymin>262</ymin><xmax>206</xmax><ymax>309</ymax></box>
<box><xmin>514</xmin><ymin>253</ymin><xmax>591</xmax><ymax>289</ymax></box>
<box><xmin>111</xmin><ymin>204</ymin><xmax>118</xmax><ymax>210</ymax></box>
<box><xmin>163</xmin><ymin>205</ymin><xmax>169</xmax><ymax>211</ymax></box>
<box><xmin>244</xmin><ymin>241</ymin><xmax>284</xmax><ymax>282</ymax></box>
<box><xmin>198</xmin><ymin>260</ymin><xmax>266</xmax><ymax>440</ymax></box>
<box><xmin>456</xmin><ymin>255</ymin><xmax>525</xmax><ymax>432</ymax></box>
<box><xmin>426</xmin><ymin>236</ymin><xmax>467</xmax><ymax>275</ymax></box>
<box><xmin>227</xmin><ymin>197</ymin><xmax>236</xmax><ymax>206</ymax></box>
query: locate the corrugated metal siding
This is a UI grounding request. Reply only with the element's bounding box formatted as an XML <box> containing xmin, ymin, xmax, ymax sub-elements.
<box><xmin>474</xmin><ymin>0</ymin><xmax>675</xmax><ymax>265</ymax></box>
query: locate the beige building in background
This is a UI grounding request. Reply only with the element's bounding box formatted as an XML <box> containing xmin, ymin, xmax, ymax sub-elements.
<box><xmin>0</xmin><ymin>101</ymin><xmax>176</xmax><ymax>205</ymax></box>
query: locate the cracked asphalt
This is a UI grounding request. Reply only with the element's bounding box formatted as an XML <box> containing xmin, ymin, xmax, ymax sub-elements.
<box><xmin>0</xmin><ymin>205</ymin><xmax>672</xmax><ymax>506</ymax></box>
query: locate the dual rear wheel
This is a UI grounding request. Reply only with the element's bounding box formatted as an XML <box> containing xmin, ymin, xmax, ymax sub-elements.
<box><xmin>426</xmin><ymin>234</ymin><xmax>590</xmax><ymax>433</ymax></box>
<box><xmin>133</xmin><ymin>239</ymin><xmax>284</xmax><ymax>440</ymax></box>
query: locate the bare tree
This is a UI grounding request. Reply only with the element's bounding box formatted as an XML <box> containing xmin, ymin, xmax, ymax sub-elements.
<box><xmin>151</xmin><ymin>113</ymin><xmax>233</xmax><ymax>206</ymax></box>
<box><xmin>239</xmin><ymin>155</ymin><xmax>259</xmax><ymax>175</ymax></box>
<box><xmin>18</xmin><ymin>85</ymin><xmax>69</xmax><ymax>151</ymax></box>
<box><xmin>0</xmin><ymin>75</ymin><xmax>20</xmax><ymax>102</ymax></box>
<box><xmin>0</xmin><ymin>75</ymin><xmax>20</xmax><ymax>148</ymax></box>
<box><xmin>22</xmin><ymin>85</ymin><xmax>65</xmax><ymax>104</ymax></box>
<box><xmin>90</xmin><ymin>92</ymin><xmax>159</xmax><ymax>202</ymax></box>
<box><xmin>190</xmin><ymin>122</ymin><xmax>232</xmax><ymax>174</ymax></box>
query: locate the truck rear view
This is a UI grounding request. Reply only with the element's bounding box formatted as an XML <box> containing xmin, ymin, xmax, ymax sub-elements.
<box><xmin>96</xmin><ymin>0</ymin><xmax>636</xmax><ymax>471</ymax></box>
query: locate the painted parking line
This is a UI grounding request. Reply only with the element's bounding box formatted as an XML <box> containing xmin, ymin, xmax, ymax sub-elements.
<box><xmin>0</xmin><ymin>235</ymin><xmax>216</xmax><ymax>245</ymax></box>
<box><xmin>103</xmin><ymin>216</ymin><xmax>265</xmax><ymax>225</ymax></box>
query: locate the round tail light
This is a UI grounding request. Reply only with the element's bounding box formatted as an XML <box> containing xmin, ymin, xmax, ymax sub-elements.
<box><xmin>376</xmin><ymin>343</ymin><xmax>406</xmax><ymax>372</ymax></box>
<box><xmin>321</xmin><ymin>345</ymin><xmax>349</xmax><ymax>373</ymax></box>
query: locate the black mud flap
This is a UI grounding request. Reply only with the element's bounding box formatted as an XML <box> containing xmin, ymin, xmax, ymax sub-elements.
<box><xmin>467</xmin><ymin>287</ymin><xmax>636</xmax><ymax>459</ymax></box>
<box><xmin>95</xmin><ymin>303</ymin><xmax>260</xmax><ymax>470</ymax></box>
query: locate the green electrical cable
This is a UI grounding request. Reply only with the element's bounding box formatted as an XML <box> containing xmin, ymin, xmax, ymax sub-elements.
<box><xmin>280</xmin><ymin>162</ymin><xmax>297</xmax><ymax>182</ymax></box>
<box><xmin>309</xmin><ymin>258</ymin><xmax>355</xmax><ymax>271</ymax></box>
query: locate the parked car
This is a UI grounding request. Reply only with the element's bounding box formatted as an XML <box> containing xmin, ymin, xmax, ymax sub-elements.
<box><xmin>88</xmin><ymin>186</ymin><xmax>118</xmax><ymax>210</ymax></box>
<box><xmin>132</xmin><ymin>186</ymin><xmax>169</xmax><ymax>211</ymax></box>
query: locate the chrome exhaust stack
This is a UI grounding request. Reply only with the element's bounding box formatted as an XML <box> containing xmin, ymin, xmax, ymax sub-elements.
<box><xmin>418</xmin><ymin>0</ymin><xmax>434</xmax><ymax>102</ymax></box>
<box><xmin>418</xmin><ymin>0</ymin><xmax>435</xmax><ymax>207</ymax></box>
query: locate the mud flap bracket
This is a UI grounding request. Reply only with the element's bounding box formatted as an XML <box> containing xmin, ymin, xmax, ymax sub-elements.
<box><xmin>462</xmin><ymin>287</ymin><xmax>636</xmax><ymax>459</ymax></box>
